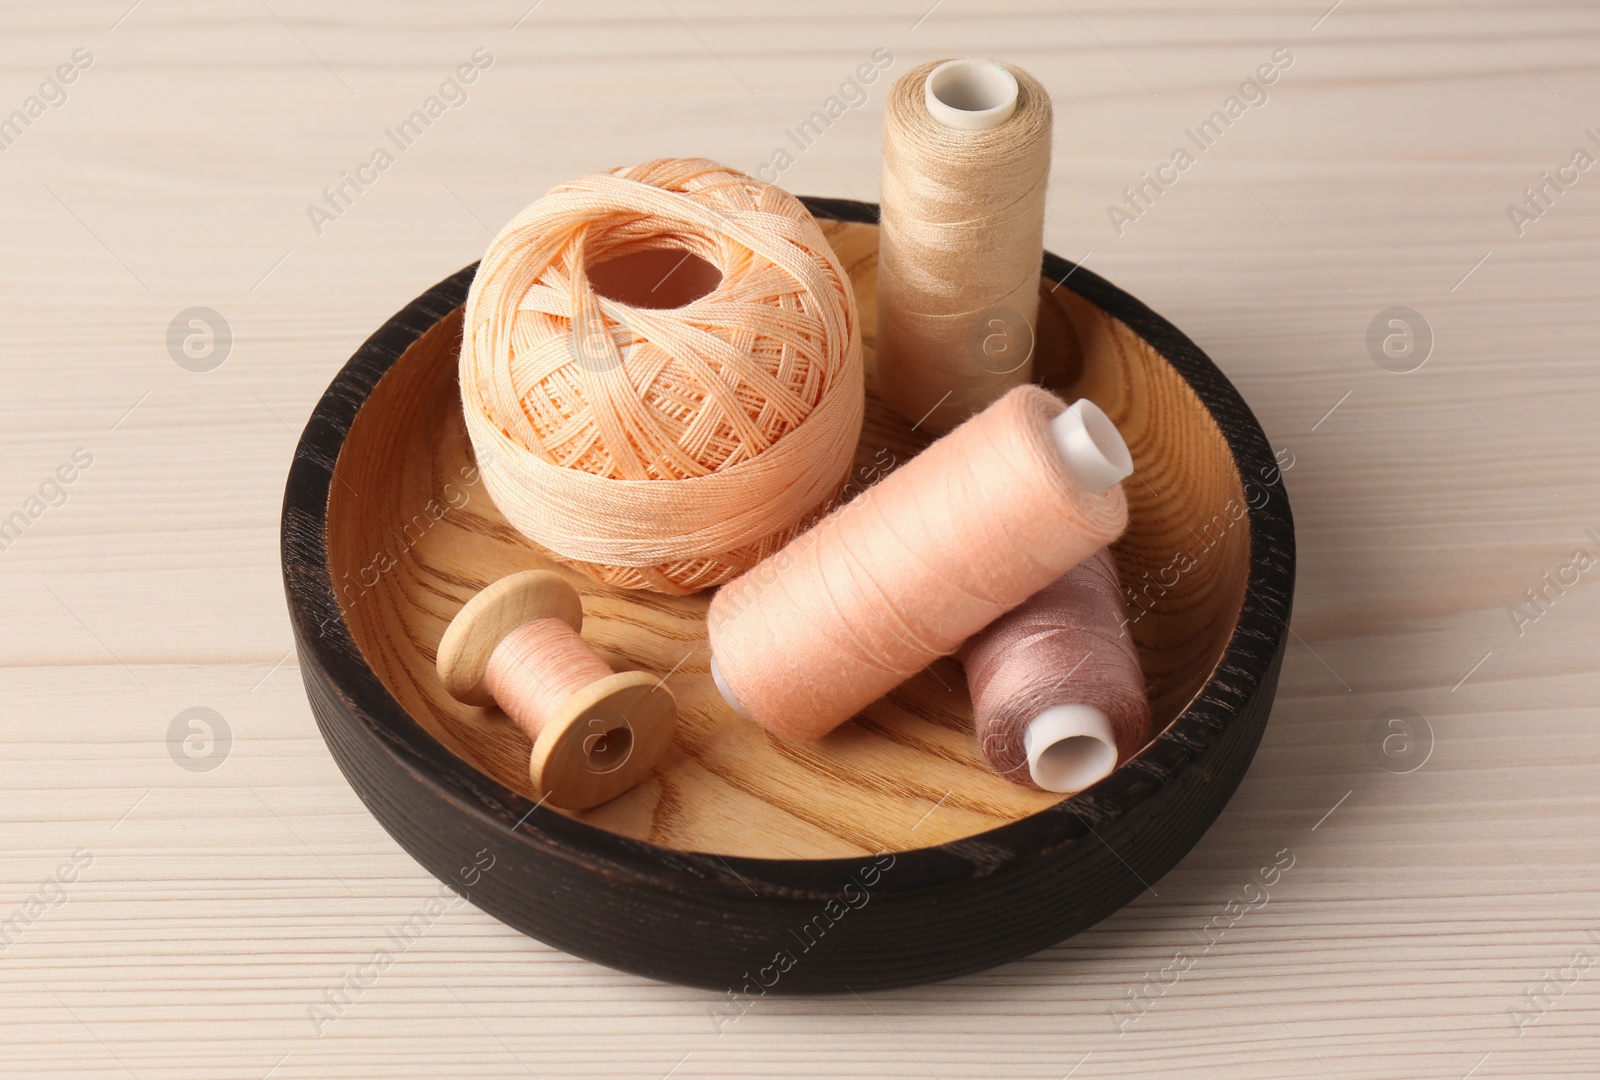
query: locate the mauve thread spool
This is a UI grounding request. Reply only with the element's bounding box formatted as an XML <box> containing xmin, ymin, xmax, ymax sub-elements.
<box><xmin>707</xmin><ymin>386</ymin><xmax>1133</xmax><ymax>740</ymax></box>
<box><xmin>963</xmin><ymin>548</ymin><xmax>1152</xmax><ymax>793</ymax></box>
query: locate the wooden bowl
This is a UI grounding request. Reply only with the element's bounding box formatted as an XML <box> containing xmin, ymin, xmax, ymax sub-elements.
<box><xmin>281</xmin><ymin>198</ymin><xmax>1296</xmax><ymax>992</ymax></box>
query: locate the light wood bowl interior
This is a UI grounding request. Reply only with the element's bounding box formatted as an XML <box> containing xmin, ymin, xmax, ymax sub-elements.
<box><xmin>325</xmin><ymin>219</ymin><xmax>1250</xmax><ymax>860</ymax></box>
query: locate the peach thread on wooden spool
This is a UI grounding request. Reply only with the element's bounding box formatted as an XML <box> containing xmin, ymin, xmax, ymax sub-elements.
<box><xmin>963</xmin><ymin>547</ymin><xmax>1153</xmax><ymax>793</ymax></box>
<box><xmin>876</xmin><ymin>58</ymin><xmax>1053</xmax><ymax>435</ymax></box>
<box><xmin>707</xmin><ymin>385</ymin><xmax>1133</xmax><ymax>742</ymax></box>
<box><xmin>458</xmin><ymin>157</ymin><xmax>865</xmax><ymax>596</ymax></box>
<box><xmin>436</xmin><ymin>570</ymin><xmax>677</xmax><ymax>810</ymax></box>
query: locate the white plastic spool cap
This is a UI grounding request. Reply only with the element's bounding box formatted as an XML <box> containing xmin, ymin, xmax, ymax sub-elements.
<box><xmin>711</xmin><ymin>656</ymin><xmax>752</xmax><ymax>720</ymax></box>
<box><xmin>1025</xmin><ymin>704</ymin><xmax>1118</xmax><ymax>792</ymax></box>
<box><xmin>1051</xmin><ymin>398</ymin><xmax>1133</xmax><ymax>494</ymax></box>
<box><xmin>1027</xmin><ymin>400</ymin><xmax>1130</xmax><ymax>790</ymax></box>
<box><xmin>924</xmin><ymin>59</ymin><xmax>1019</xmax><ymax>131</ymax></box>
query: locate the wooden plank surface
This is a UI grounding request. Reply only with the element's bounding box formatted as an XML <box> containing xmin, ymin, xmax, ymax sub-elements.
<box><xmin>1</xmin><ymin>1</ymin><xmax>1596</xmax><ymax>1076</ymax></box>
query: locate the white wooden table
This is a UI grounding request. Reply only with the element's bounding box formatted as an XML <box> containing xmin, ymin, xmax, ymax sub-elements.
<box><xmin>2</xmin><ymin>1</ymin><xmax>1596</xmax><ymax>1076</ymax></box>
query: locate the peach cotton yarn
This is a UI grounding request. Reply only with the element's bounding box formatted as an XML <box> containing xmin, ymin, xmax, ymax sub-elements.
<box><xmin>459</xmin><ymin>158</ymin><xmax>864</xmax><ymax>595</ymax></box>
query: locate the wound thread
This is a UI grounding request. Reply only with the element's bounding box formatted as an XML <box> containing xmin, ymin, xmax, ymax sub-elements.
<box><xmin>876</xmin><ymin>58</ymin><xmax>1053</xmax><ymax>434</ymax></box>
<box><xmin>708</xmin><ymin>384</ymin><xmax>1128</xmax><ymax>741</ymax></box>
<box><xmin>964</xmin><ymin>547</ymin><xmax>1152</xmax><ymax>791</ymax></box>
<box><xmin>483</xmin><ymin>618</ymin><xmax>614</xmax><ymax>738</ymax></box>
<box><xmin>459</xmin><ymin>157</ymin><xmax>865</xmax><ymax>595</ymax></box>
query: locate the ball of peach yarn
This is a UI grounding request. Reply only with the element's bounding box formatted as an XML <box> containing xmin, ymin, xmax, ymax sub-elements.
<box><xmin>460</xmin><ymin>158</ymin><xmax>865</xmax><ymax>594</ymax></box>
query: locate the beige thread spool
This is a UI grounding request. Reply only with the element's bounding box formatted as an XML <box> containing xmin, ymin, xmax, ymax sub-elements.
<box><xmin>876</xmin><ymin>58</ymin><xmax>1053</xmax><ymax>434</ymax></box>
<box><xmin>436</xmin><ymin>570</ymin><xmax>677</xmax><ymax>809</ymax></box>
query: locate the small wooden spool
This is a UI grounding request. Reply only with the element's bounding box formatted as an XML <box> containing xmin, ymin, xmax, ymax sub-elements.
<box><xmin>436</xmin><ymin>570</ymin><xmax>677</xmax><ymax>810</ymax></box>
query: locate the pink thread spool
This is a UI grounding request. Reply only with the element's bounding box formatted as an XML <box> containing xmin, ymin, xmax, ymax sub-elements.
<box><xmin>706</xmin><ymin>384</ymin><xmax>1134</xmax><ymax>741</ymax></box>
<box><xmin>436</xmin><ymin>570</ymin><xmax>677</xmax><ymax>809</ymax></box>
<box><xmin>963</xmin><ymin>548</ymin><xmax>1152</xmax><ymax>793</ymax></box>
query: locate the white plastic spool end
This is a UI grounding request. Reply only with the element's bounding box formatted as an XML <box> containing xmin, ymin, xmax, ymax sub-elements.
<box><xmin>923</xmin><ymin>59</ymin><xmax>1019</xmax><ymax>131</ymax></box>
<box><xmin>1024</xmin><ymin>705</ymin><xmax>1118</xmax><ymax>793</ymax></box>
<box><xmin>710</xmin><ymin>655</ymin><xmax>753</xmax><ymax>721</ymax></box>
<box><xmin>1051</xmin><ymin>399</ymin><xmax>1133</xmax><ymax>494</ymax></box>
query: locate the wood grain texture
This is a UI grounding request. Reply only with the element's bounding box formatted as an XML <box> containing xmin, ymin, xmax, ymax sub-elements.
<box><xmin>3</xmin><ymin>0</ymin><xmax>1598</xmax><ymax>1075</ymax></box>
